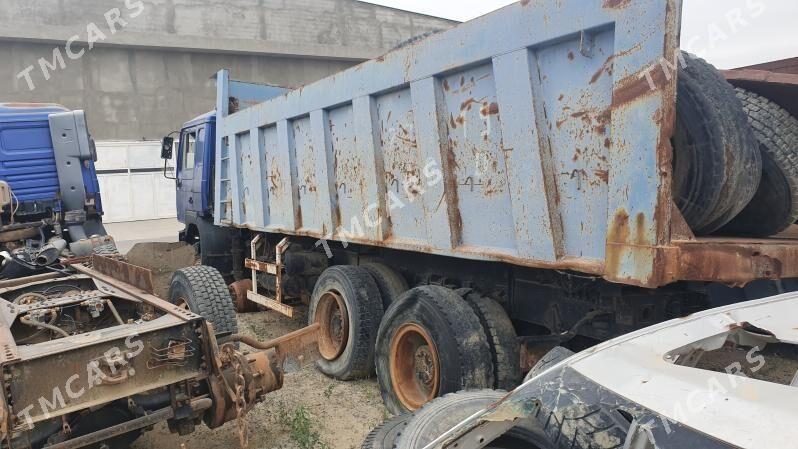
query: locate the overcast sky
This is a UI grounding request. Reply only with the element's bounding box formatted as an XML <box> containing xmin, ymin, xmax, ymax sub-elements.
<box><xmin>364</xmin><ymin>0</ymin><xmax>797</xmax><ymax>69</ymax></box>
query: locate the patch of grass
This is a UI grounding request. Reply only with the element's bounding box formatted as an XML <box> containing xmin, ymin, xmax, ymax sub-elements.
<box><xmin>276</xmin><ymin>401</ymin><xmax>330</xmax><ymax>449</ymax></box>
<box><xmin>323</xmin><ymin>384</ymin><xmax>336</xmax><ymax>399</ymax></box>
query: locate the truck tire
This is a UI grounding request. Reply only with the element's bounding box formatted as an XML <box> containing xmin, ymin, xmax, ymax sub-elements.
<box><xmin>463</xmin><ymin>293</ymin><xmax>521</xmax><ymax>390</ymax></box>
<box><xmin>394</xmin><ymin>390</ymin><xmax>552</xmax><ymax>449</ymax></box>
<box><xmin>363</xmin><ymin>263</ymin><xmax>409</xmax><ymax>309</ymax></box>
<box><xmin>168</xmin><ymin>266</ymin><xmax>239</xmax><ymax>338</ymax></box>
<box><xmin>533</xmin><ymin>383</ymin><xmax>630</xmax><ymax>449</ymax></box>
<box><xmin>376</xmin><ymin>286</ymin><xmax>494</xmax><ymax>415</ymax></box>
<box><xmin>673</xmin><ymin>53</ymin><xmax>761</xmax><ymax>234</ymax></box>
<box><xmin>361</xmin><ymin>414</ymin><xmax>410</xmax><ymax>449</ymax></box>
<box><xmin>524</xmin><ymin>346</ymin><xmax>575</xmax><ymax>382</ymax></box>
<box><xmin>719</xmin><ymin>88</ymin><xmax>798</xmax><ymax>236</ymax></box>
<box><xmin>310</xmin><ymin>265</ymin><xmax>384</xmax><ymax>380</ymax></box>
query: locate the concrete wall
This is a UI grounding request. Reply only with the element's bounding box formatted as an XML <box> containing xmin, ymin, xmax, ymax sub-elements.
<box><xmin>0</xmin><ymin>42</ymin><xmax>358</xmax><ymax>139</ymax></box>
<box><xmin>0</xmin><ymin>0</ymin><xmax>456</xmax><ymax>140</ymax></box>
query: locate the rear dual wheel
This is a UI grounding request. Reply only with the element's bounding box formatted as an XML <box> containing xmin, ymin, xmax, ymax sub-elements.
<box><xmin>375</xmin><ymin>286</ymin><xmax>496</xmax><ymax>415</ymax></box>
<box><xmin>309</xmin><ymin>265</ymin><xmax>384</xmax><ymax>380</ymax></box>
<box><xmin>310</xmin><ymin>263</ymin><xmax>409</xmax><ymax>380</ymax></box>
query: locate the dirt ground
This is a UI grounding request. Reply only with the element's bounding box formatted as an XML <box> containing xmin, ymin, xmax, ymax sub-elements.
<box><xmin>134</xmin><ymin>306</ymin><xmax>388</xmax><ymax>449</ymax></box>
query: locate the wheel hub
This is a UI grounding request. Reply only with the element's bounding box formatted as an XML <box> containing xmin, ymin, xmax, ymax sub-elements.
<box><xmin>414</xmin><ymin>346</ymin><xmax>435</xmax><ymax>388</ymax></box>
<box><xmin>315</xmin><ymin>291</ymin><xmax>349</xmax><ymax>361</ymax></box>
<box><xmin>390</xmin><ymin>323</ymin><xmax>440</xmax><ymax>411</ymax></box>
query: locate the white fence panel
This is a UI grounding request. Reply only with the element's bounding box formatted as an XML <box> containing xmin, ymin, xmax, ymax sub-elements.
<box><xmin>95</xmin><ymin>141</ymin><xmax>177</xmax><ymax>223</ymax></box>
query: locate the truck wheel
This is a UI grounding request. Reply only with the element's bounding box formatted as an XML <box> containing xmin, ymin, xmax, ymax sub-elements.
<box><xmin>673</xmin><ymin>53</ymin><xmax>761</xmax><ymax>234</ymax></box>
<box><xmin>361</xmin><ymin>414</ymin><xmax>410</xmax><ymax>449</ymax></box>
<box><xmin>524</xmin><ymin>346</ymin><xmax>575</xmax><ymax>382</ymax></box>
<box><xmin>376</xmin><ymin>286</ymin><xmax>494</xmax><ymax>415</ymax></box>
<box><xmin>394</xmin><ymin>390</ymin><xmax>552</xmax><ymax>449</ymax></box>
<box><xmin>719</xmin><ymin>88</ymin><xmax>798</xmax><ymax>236</ymax></box>
<box><xmin>464</xmin><ymin>293</ymin><xmax>521</xmax><ymax>390</ymax></box>
<box><xmin>363</xmin><ymin>263</ymin><xmax>409</xmax><ymax>309</ymax></box>
<box><xmin>168</xmin><ymin>266</ymin><xmax>239</xmax><ymax>338</ymax></box>
<box><xmin>310</xmin><ymin>265</ymin><xmax>384</xmax><ymax>380</ymax></box>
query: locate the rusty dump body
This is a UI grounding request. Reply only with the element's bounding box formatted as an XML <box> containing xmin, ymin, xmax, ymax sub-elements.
<box><xmin>0</xmin><ymin>257</ymin><xmax>318</xmax><ymax>448</ymax></box>
<box><xmin>213</xmin><ymin>0</ymin><xmax>798</xmax><ymax>289</ymax></box>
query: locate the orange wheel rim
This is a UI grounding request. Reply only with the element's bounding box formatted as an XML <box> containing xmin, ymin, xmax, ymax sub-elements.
<box><xmin>315</xmin><ymin>291</ymin><xmax>349</xmax><ymax>361</ymax></box>
<box><xmin>389</xmin><ymin>323</ymin><xmax>440</xmax><ymax>411</ymax></box>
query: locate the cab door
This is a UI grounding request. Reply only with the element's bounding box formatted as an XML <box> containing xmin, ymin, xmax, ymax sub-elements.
<box><xmin>176</xmin><ymin>128</ymin><xmax>198</xmax><ymax>222</ymax></box>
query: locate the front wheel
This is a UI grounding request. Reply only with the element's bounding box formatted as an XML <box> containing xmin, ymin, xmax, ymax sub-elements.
<box><xmin>168</xmin><ymin>266</ymin><xmax>239</xmax><ymax>338</ymax></box>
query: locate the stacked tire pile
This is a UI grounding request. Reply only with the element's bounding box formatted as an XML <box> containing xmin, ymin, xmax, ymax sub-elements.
<box><xmin>674</xmin><ymin>53</ymin><xmax>798</xmax><ymax>237</ymax></box>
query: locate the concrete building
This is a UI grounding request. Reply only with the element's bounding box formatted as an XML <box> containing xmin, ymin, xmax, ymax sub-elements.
<box><xmin>0</xmin><ymin>0</ymin><xmax>455</xmax><ymax>221</ymax></box>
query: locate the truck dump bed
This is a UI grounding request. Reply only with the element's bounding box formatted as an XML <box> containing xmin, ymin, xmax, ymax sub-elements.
<box><xmin>213</xmin><ymin>0</ymin><xmax>798</xmax><ymax>288</ymax></box>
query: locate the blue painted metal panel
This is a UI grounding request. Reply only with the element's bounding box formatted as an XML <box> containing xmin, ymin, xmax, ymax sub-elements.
<box><xmin>0</xmin><ymin>104</ymin><xmax>67</xmax><ymax>203</ymax></box>
<box><xmin>214</xmin><ymin>0</ymin><xmax>683</xmax><ymax>287</ymax></box>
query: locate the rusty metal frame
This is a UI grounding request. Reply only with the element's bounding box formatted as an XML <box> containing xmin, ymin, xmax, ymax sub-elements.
<box><xmin>245</xmin><ymin>237</ymin><xmax>294</xmax><ymax>317</ymax></box>
<box><xmin>73</xmin><ymin>257</ymin><xmax>201</xmax><ymax>321</ymax></box>
<box><xmin>0</xmin><ymin>255</ymin><xmax>320</xmax><ymax>445</ymax></box>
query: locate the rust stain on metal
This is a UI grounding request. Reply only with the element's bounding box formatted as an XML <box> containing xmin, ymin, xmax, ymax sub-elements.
<box><xmin>605</xmin><ymin>209</ymin><xmax>657</xmax><ymax>285</ymax></box>
<box><xmin>442</xmin><ymin>142</ymin><xmax>464</xmax><ymax>247</ymax></box>
<box><xmin>603</xmin><ymin>0</ymin><xmax>631</xmax><ymax>8</ymax></box>
<box><xmin>480</xmin><ymin>102</ymin><xmax>500</xmax><ymax>116</ymax></box>
<box><xmin>91</xmin><ymin>255</ymin><xmax>155</xmax><ymax>294</ymax></box>
<box><xmin>612</xmin><ymin>61</ymin><xmax>668</xmax><ymax>107</ymax></box>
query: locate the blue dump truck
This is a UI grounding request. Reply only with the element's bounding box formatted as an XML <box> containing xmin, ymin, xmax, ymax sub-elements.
<box><xmin>164</xmin><ymin>0</ymin><xmax>798</xmax><ymax>415</ymax></box>
<box><xmin>0</xmin><ymin>103</ymin><xmax>111</xmax><ymax>278</ymax></box>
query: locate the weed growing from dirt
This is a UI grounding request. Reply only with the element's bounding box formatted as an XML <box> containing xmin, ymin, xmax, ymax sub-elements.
<box><xmin>323</xmin><ymin>384</ymin><xmax>335</xmax><ymax>399</ymax></box>
<box><xmin>276</xmin><ymin>401</ymin><xmax>330</xmax><ymax>449</ymax></box>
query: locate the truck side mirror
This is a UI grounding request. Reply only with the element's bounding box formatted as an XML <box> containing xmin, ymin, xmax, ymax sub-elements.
<box><xmin>161</xmin><ymin>137</ymin><xmax>174</xmax><ymax>160</ymax></box>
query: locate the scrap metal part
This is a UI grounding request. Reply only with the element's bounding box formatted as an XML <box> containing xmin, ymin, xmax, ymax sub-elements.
<box><xmin>0</xmin><ymin>256</ymin><xmax>320</xmax><ymax>448</ymax></box>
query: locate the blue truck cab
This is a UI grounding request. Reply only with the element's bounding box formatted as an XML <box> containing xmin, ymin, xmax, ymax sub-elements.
<box><xmin>0</xmin><ymin>103</ymin><xmax>108</xmax><ymax>277</ymax></box>
<box><xmin>168</xmin><ymin>110</ymin><xmax>240</xmax><ymax>276</ymax></box>
<box><xmin>175</xmin><ymin>111</ymin><xmax>215</xmax><ymax>224</ymax></box>
<box><xmin>165</xmin><ymin>71</ymin><xmax>289</xmax><ymax>278</ymax></box>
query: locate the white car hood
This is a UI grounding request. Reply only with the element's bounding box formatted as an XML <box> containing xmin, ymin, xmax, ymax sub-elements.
<box><xmin>569</xmin><ymin>292</ymin><xmax>798</xmax><ymax>448</ymax></box>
